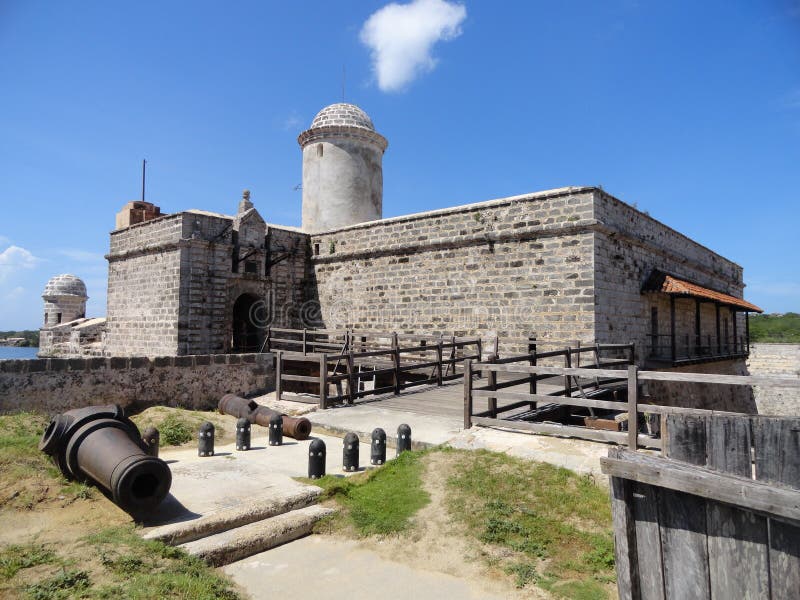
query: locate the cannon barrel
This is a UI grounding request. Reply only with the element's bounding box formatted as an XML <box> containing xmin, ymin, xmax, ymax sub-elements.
<box><xmin>39</xmin><ymin>405</ymin><xmax>171</xmax><ymax>515</ymax></box>
<box><xmin>218</xmin><ymin>394</ymin><xmax>312</xmax><ymax>440</ymax></box>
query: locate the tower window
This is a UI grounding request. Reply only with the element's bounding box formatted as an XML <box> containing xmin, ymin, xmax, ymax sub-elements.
<box><xmin>314</xmin><ymin>243</ymin><xmax>320</xmax><ymax>256</ymax></box>
<box><xmin>317</xmin><ymin>144</ymin><xmax>323</xmax><ymax>157</ymax></box>
<box><xmin>244</xmin><ymin>261</ymin><xmax>258</xmax><ymax>274</ymax></box>
<box><xmin>44</xmin><ymin>313</ymin><xmax>48</xmax><ymax>325</ymax></box>
<box><xmin>56</xmin><ymin>313</ymin><xmax>62</xmax><ymax>324</ymax></box>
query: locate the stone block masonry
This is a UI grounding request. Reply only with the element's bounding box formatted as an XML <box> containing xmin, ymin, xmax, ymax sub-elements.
<box><xmin>307</xmin><ymin>188</ymin><xmax>598</xmax><ymax>356</ymax></box>
<box><xmin>0</xmin><ymin>353</ymin><xmax>274</xmax><ymax>415</ymax></box>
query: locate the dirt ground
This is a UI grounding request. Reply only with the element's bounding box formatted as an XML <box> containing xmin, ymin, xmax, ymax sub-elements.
<box><xmin>319</xmin><ymin>451</ymin><xmax>550</xmax><ymax>599</ymax></box>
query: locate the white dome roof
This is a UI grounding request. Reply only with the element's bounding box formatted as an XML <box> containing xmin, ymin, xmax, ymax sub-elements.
<box><xmin>43</xmin><ymin>274</ymin><xmax>87</xmax><ymax>298</ymax></box>
<box><xmin>309</xmin><ymin>103</ymin><xmax>375</xmax><ymax>131</ymax></box>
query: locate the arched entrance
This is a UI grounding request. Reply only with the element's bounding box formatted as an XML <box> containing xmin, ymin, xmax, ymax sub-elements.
<box><xmin>232</xmin><ymin>293</ymin><xmax>264</xmax><ymax>353</ymax></box>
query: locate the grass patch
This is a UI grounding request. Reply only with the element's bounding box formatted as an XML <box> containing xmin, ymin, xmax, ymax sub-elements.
<box><xmin>26</xmin><ymin>569</ymin><xmax>90</xmax><ymax>599</ymax></box>
<box><xmin>310</xmin><ymin>450</ymin><xmax>430</xmax><ymax>536</ymax></box>
<box><xmin>0</xmin><ymin>543</ymin><xmax>59</xmax><ymax>580</ymax></box>
<box><xmin>446</xmin><ymin>449</ymin><xmax>615</xmax><ymax>599</ymax></box>
<box><xmin>81</xmin><ymin>525</ymin><xmax>240</xmax><ymax>600</ymax></box>
<box><xmin>130</xmin><ymin>407</ymin><xmax>228</xmax><ymax>447</ymax></box>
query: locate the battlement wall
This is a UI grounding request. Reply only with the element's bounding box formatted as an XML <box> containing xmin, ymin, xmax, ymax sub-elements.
<box><xmin>0</xmin><ymin>353</ymin><xmax>274</xmax><ymax>414</ymax></box>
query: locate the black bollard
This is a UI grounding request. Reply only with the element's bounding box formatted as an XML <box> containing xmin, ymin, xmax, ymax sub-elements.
<box><xmin>269</xmin><ymin>413</ymin><xmax>283</xmax><ymax>446</ymax></box>
<box><xmin>396</xmin><ymin>424</ymin><xmax>412</xmax><ymax>456</ymax></box>
<box><xmin>198</xmin><ymin>422</ymin><xmax>215</xmax><ymax>457</ymax></box>
<box><xmin>343</xmin><ymin>432</ymin><xmax>359</xmax><ymax>472</ymax></box>
<box><xmin>308</xmin><ymin>438</ymin><xmax>326</xmax><ymax>479</ymax></box>
<box><xmin>371</xmin><ymin>428</ymin><xmax>386</xmax><ymax>465</ymax></box>
<box><xmin>236</xmin><ymin>417</ymin><xmax>251</xmax><ymax>451</ymax></box>
<box><xmin>141</xmin><ymin>426</ymin><xmax>160</xmax><ymax>458</ymax></box>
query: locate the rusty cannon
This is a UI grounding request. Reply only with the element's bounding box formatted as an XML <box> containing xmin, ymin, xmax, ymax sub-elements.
<box><xmin>218</xmin><ymin>394</ymin><xmax>312</xmax><ymax>440</ymax></box>
<box><xmin>39</xmin><ymin>405</ymin><xmax>172</xmax><ymax>515</ymax></box>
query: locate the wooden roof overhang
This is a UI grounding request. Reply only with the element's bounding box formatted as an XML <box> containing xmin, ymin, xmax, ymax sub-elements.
<box><xmin>642</xmin><ymin>270</ymin><xmax>763</xmax><ymax>313</ymax></box>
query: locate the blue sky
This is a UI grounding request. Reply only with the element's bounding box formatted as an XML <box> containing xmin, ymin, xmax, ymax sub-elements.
<box><xmin>1</xmin><ymin>0</ymin><xmax>799</xmax><ymax>330</ymax></box>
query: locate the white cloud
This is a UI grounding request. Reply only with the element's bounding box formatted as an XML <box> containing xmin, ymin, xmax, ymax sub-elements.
<box><xmin>360</xmin><ymin>0</ymin><xmax>467</xmax><ymax>92</ymax></box>
<box><xmin>0</xmin><ymin>245</ymin><xmax>40</xmax><ymax>282</ymax></box>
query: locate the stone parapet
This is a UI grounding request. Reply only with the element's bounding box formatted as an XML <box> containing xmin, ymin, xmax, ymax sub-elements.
<box><xmin>0</xmin><ymin>353</ymin><xmax>274</xmax><ymax>414</ymax></box>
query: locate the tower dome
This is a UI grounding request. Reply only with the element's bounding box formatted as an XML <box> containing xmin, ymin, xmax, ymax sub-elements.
<box><xmin>309</xmin><ymin>103</ymin><xmax>376</xmax><ymax>131</ymax></box>
<box><xmin>42</xmin><ymin>274</ymin><xmax>88</xmax><ymax>327</ymax></box>
<box><xmin>298</xmin><ymin>102</ymin><xmax>388</xmax><ymax>233</ymax></box>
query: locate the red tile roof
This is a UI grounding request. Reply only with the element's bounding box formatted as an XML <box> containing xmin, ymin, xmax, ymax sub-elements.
<box><xmin>643</xmin><ymin>271</ymin><xmax>763</xmax><ymax>313</ymax></box>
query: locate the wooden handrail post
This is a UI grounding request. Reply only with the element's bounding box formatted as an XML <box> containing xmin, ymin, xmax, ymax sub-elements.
<box><xmin>347</xmin><ymin>350</ymin><xmax>355</xmax><ymax>405</ymax></box>
<box><xmin>627</xmin><ymin>365</ymin><xmax>638</xmax><ymax>450</ymax></box>
<box><xmin>463</xmin><ymin>359</ymin><xmax>473</xmax><ymax>429</ymax></box>
<box><xmin>319</xmin><ymin>353</ymin><xmax>328</xmax><ymax>409</ymax></box>
<box><xmin>275</xmin><ymin>351</ymin><xmax>282</xmax><ymax>400</ymax></box>
<box><xmin>392</xmin><ymin>332</ymin><xmax>400</xmax><ymax>395</ymax></box>
<box><xmin>529</xmin><ymin>337</ymin><xmax>538</xmax><ymax>409</ymax></box>
<box><xmin>303</xmin><ymin>328</ymin><xmax>307</xmax><ymax>355</ymax></box>
<box><xmin>487</xmin><ymin>354</ymin><xmax>497</xmax><ymax>418</ymax></box>
<box><xmin>436</xmin><ymin>338</ymin><xmax>444</xmax><ymax>386</ymax></box>
<box><xmin>476</xmin><ymin>337</ymin><xmax>483</xmax><ymax>363</ymax></box>
<box><xmin>564</xmin><ymin>348</ymin><xmax>572</xmax><ymax>398</ymax></box>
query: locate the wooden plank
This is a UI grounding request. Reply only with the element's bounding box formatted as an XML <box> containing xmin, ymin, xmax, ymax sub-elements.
<box><xmin>319</xmin><ymin>354</ymin><xmax>328</xmax><ymax>409</ymax></box>
<box><xmin>628</xmin><ymin>365</ymin><xmax>638</xmax><ymax>449</ymax></box>
<box><xmin>275</xmin><ymin>351</ymin><xmax>282</xmax><ymax>400</ymax></box>
<box><xmin>753</xmin><ymin>417</ymin><xmax>800</xmax><ymax>487</ymax></box>
<box><xmin>630</xmin><ymin>481</ymin><xmax>665</xmax><ymax>600</ymax></box>
<box><xmin>706</xmin><ymin>415</ymin><xmax>751</xmax><ymax>477</ymax></box>
<box><xmin>471</xmin><ymin>390</ymin><xmax>627</xmax><ymax>411</ymax></box>
<box><xmin>658</xmin><ymin>488</ymin><xmax>710</xmax><ymax>599</ymax></box>
<box><xmin>753</xmin><ymin>416</ymin><xmax>800</xmax><ymax>600</ymax></box>
<box><xmin>280</xmin><ymin>374</ymin><xmax>319</xmax><ymax>383</ymax></box>
<box><xmin>664</xmin><ymin>414</ymin><xmax>707</xmax><ymax>465</ymax></box>
<box><xmin>463</xmin><ymin>360</ymin><xmax>473</xmax><ymax>429</ymax></box>
<box><xmin>471</xmin><ymin>416</ymin><xmax>628</xmax><ymax>444</ymax></box>
<box><xmin>638</xmin><ymin>370</ymin><xmax>800</xmax><ymax>388</ymax></box>
<box><xmin>609</xmin><ymin>475</ymin><xmax>640</xmax><ymax>600</ymax></box>
<box><xmin>475</xmin><ymin>363</ymin><xmax>626</xmax><ymax>379</ymax></box>
<box><xmin>707</xmin><ymin>501</ymin><xmax>769</xmax><ymax>599</ymax></box>
<box><xmin>600</xmin><ymin>450</ymin><xmax>800</xmax><ymax>524</ymax></box>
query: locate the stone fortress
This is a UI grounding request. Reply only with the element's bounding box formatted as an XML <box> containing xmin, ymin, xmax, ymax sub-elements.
<box><xmin>38</xmin><ymin>102</ymin><xmax>766</xmax><ymax>409</ymax></box>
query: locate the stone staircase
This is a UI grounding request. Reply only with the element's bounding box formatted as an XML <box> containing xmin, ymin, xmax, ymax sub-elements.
<box><xmin>143</xmin><ymin>485</ymin><xmax>334</xmax><ymax>567</ymax></box>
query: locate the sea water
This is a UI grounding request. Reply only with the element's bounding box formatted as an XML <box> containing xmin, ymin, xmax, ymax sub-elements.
<box><xmin>0</xmin><ymin>347</ymin><xmax>39</xmax><ymax>359</ymax></box>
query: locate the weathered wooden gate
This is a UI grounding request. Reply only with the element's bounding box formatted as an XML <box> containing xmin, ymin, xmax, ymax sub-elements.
<box><xmin>601</xmin><ymin>413</ymin><xmax>800</xmax><ymax>599</ymax></box>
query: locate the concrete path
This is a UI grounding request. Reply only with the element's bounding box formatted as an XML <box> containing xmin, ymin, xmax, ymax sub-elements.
<box><xmin>223</xmin><ymin>536</ymin><xmax>509</xmax><ymax>600</ymax></box>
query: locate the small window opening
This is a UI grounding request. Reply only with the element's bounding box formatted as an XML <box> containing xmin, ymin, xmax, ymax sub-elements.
<box><xmin>244</xmin><ymin>261</ymin><xmax>258</xmax><ymax>274</ymax></box>
<box><xmin>314</xmin><ymin>243</ymin><xmax>320</xmax><ymax>256</ymax></box>
<box><xmin>56</xmin><ymin>313</ymin><xmax>62</xmax><ymax>324</ymax></box>
<box><xmin>316</xmin><ymin>144</ymin><xmax>323</xmax><ymax>157</ymax></box>
<box><xmin>44</xmin><ymin>313</ymin><xmax>48</xmax><ymax>325</ymax></box>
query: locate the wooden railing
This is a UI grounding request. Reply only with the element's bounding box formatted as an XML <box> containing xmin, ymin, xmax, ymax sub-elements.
<box><xmin>602</xmin><ymin>412</ymin><xmax>800</xmax><ymax>599</ymax></box>
<box><xmin>465</xmin><ymin>351</ymin><xmax>800</xmax><ymax>448</ymax></box>
<box><xmin>270</xmin><ymin>328</ymin><xmax>483</xmax><ymax>408</ymax></box>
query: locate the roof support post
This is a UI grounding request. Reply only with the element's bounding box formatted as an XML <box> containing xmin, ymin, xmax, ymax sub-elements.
<box><xmin>670</xmin><ymin>295</ymin><xmax>676</xmax><ymax>363</ymax></box>
<box><xmin>733</xmin><ymin>308</ymin><xmax>739</xmax><ymax>354</ymax></box>
<box><xmin>745</xmin><ymin>311</ymin><xmax>750</xmax><ymax>355</ymax></box>
<box><xmin>715</xmin><ymin>303</ymin><xmax>721</xmax><ymax>355</ymax></box>
<box><xmin>694</xmin><ymin>298</ymin><xmax>701</xmax><ymax>356</ymax></box>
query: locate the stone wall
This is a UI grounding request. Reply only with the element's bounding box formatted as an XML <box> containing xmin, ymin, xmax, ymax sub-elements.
<box><xmin>307</xmin><ymin>187</ymin><xmax>598</xmax><ymax>355</ymax></box>
<box><xmin>106</xmin><ymin>213</ymin><xmax>186</xmax><ymax>356</ymax></box>
<box><xmin>106</xmin><ymin>208</ymin><xmax>309</xmax><ymax>357</ymax></box>
<box><xmin>747</xmin><ymin>343</ymin><xmax>800</xmax><ymax>415</ymax></box>
<box><xmin>0</xmin><ymin>353</ymin><xmax>274</xmax><ymax>415</ymax></box>
<box><xmin>591</xmin><ymin>190</ymin><xmax>746</xmax><ymax>362</ymax></box>
<box><xmin>643</xmin><ymin>359</ymin><xmax>755</xmax><ymax>413</ymax></box>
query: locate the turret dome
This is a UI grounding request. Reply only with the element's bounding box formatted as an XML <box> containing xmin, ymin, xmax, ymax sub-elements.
<box><xmin>43</xmin><ymin>274</ymin><xmax>88</xmax><ymax>299</ymax></box>
<box><xmin>309</xmin><ymin>103</ymin><xmax>375</xmax><ymax>131</ymax></box>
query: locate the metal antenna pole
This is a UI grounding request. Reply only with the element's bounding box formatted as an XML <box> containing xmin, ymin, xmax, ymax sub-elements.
<box><xmin>141</xmin><ymin>159</ymin><xmax>147</xmax><ymax>202</ymax></box>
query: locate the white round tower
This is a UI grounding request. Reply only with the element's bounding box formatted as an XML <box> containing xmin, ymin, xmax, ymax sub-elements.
<box><xmin>42</xmin><ymin>274</ymin><xmax>87</xmax><ymax>327</ymax></box>
<box><xmin>298</xmin><ymin>103</ymin><xmax>388</xmax><ymax>233</ymax></box>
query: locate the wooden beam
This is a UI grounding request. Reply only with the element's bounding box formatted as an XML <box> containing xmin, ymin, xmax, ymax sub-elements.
<box><xmin>600</xmin><ymin>449</ymin><xmax>800</xmax><ymax>525</ymax></box>
<box><xmin>628</xmin><ymin>365</ymin><xmax>638</xmax><ymax>449</ymax></box>
<box><xmin>670</xmin><ymin>295</ymin><xmax>676</xmax><ymax>362</ymax></box>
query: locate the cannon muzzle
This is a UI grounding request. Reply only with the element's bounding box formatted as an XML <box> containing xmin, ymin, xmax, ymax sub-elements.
<box><xmin>40</xmin><ymin>405</ymin><xmax>171</xmax><ymax>515</ymax></box>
